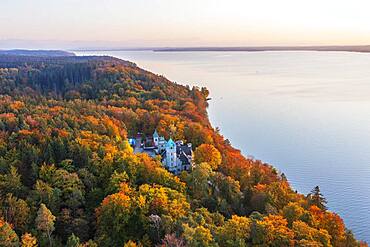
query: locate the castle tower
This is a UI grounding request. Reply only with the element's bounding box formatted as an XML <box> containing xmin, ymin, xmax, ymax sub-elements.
<box><xmin>165</xmin><ymin>138</ymin><xmax>177</xmax><ymax>172</ymax></box>
<box><xmin>153</xmin><ymin>129</ymin><xmax>159</xmax><ymax>147</ymax></box>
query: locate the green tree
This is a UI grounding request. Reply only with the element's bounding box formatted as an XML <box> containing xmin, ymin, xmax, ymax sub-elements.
<box><xmin>66</xmin><ymin>233</ymin><xmax>80</xmax><ymax>247</ymax></box>
<box><xmin>307</xmin><ymin>186</ymin><xmax>327</xmax><ymax>210</ymax></box>
<box><xmin>0</xmin><ymin>166</ymin><xmax>23</xmax><ymax>196</ymax></box>
<box><xmin>215</xmin><ymin>215</ymin><xmax>251</xmax><ymax>247</ymax></box>
<box><xmin>53</xmin><ymin>169</ymin><xmax>85</xmax><ymax>210</ymax></box>
<box><xmin>183</xmin><ymin>224</ymin><xmax>216</xmax><ymax>247</ymax></box>
<box><xmin>96</xmin><ymin>184</ymin><xmax>137</xmax><ymax>246</ymax></box>
<box><xmin>34</xmin><ymin>180</ymin><xmax>61</xmax><ymax>213</ymax></box>
<box><xmin>0</xmin><ymin>193</ymin><xmax>30</xmax><ymax>232</ymax></box>
<box><xmin>208</xmin><ymin>172</ymin><xmax>243</xmax><ymax>216</ymax></box>
<box><xmin>106</xmin><ymin>170</ymin><xmax>129</xmax><ymax>194</ymax></box>
<box><xmin>292</xmin><ymin>220</ymin><xmax>332</xmax><ymax>247</ymax></box>
<box><xmin>186</xmin><ymin>162</ymin><xmax>212</xmax><ymax>200</ymax></box>
<box><xmin>282</xmin><ymin>202</ymin><xmax>310</xmax><ymax>227</ymax></box>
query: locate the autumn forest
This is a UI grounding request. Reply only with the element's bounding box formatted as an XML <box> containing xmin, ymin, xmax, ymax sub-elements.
<box><xmin>0</xmin><ymin>54</ymin><xmax>365</xmax><ymax>247</ymax></box>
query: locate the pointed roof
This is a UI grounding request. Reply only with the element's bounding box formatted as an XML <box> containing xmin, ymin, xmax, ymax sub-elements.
<box><xmin>166</xmin><ymin>138</ymin><xmax>176</xmax><ymax>148</ymax></box>
<box><xmin>153</xmin><ymin>129</ymin><xmax>159</xmax><ymax>138</ymax></box>
<box><xmin>177</xmin><ymin>143</ymin><xmax>192</xmax><ymax>156</ymax></box>
<box><xmin>178</xmin><ymin>151</ymin><xmax>191</xmax><ymax>166</ymax></box>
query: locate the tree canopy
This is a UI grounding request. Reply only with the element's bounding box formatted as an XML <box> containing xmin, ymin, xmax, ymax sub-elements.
<box><xmin>0</xmin><ymin>55</ymin><xmax>365</xmax><ymax>246</ymax></box>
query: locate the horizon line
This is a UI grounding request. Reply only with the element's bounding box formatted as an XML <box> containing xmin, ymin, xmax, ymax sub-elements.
<box><xmin>71</xmin><ymin>45</ymin><xmax>370</xmax><ymax>53</ymax></box>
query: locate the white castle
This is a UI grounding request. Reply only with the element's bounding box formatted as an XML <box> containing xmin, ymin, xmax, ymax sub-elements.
<box><xmin>134</xmin><ymin>130</ymin><xmax>193</xmax><ymax>175</ymax></box>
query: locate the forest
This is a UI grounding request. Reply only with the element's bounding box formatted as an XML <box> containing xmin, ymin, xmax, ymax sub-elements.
<box><xmin>0</xmin><ymin>54</ymin><xmax>366</xmax><ymax>247</ymax></box>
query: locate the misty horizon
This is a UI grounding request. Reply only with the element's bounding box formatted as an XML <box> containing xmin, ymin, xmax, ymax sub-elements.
<box><xmin>2</xmin><ymin>0</ymin><xmax>370</xmax><ymax>49</ymax></box>
<box><xmin>2</xmin><ymin>39</ymin><xmax>370</xmax><ymax>51</ymax></box>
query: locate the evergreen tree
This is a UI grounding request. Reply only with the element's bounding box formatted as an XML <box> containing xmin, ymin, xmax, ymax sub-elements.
<box><xmin>307</xmin><ymin>186</ymin><xmax>327</xmax><ymax>210</ymax></box>
<box><xmin>0</xmin><ymin>166</ymin><xmax>23</xmax><ymax>197</ymax></box>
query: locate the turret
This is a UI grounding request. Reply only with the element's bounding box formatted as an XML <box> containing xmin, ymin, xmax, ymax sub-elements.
<box><xmin>153</xmin><ymin>129</ymin><xmax>159</xmax><ymax>147</ymax></box>
<box><xmin>165</xmin><ymin>138</ymin><xmax>177</xmax><ymax>172</ymax></box>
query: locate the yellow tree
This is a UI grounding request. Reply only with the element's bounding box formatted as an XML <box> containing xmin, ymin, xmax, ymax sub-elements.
<box><xmin>96</xmin><ymin>183</ymin><xmax>138</xmax><ymax>246</ymax></box>
<box><xmin>215</xmin><ymin>215</ymin><xmax>251</xmax><ymax>246</ymax></box>
<box><xmin>183</xmin><ymin>224</ymin><xmax>216</xmax><ymax>247</ymax></box>
<box><xmin>251</xmin><ymin>215</ymin><xmax>294</xmax><ymax>246</ymax></box>
<box><xmin>194</xmin><ymin>144</ymin><xmax>222</xmax><ymax>170</ymax></box>
<box><xmin>282</xmin><ymin>202</ymin><xmax>309</xmax><ymax>227</ymax></box>
<box><xmin>292</xmin><ymin>220</ymin><xmax>332</xmax><ymax>247</ymax></box>
<box><xmin>21</xmin><ymin>233</ymin><xmax>38</xmax><ymax>247</ymax></box>
<box><xmin>35</xmin><ymin>203</ymin><xmax>56</xmax><ymax>247</ymax></box>
<box><xmin>0</xmin><ymin>218</ymin><xmax>19</xmax><ymax>246</ymax></box>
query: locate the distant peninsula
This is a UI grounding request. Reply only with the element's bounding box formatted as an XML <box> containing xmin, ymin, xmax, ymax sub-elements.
<box><xmin>0</xmin><ymin>49</ymin><xmax>75</xmax><ymax>57</ymax></box>
<box><xmin>154</xmin><ymin>45</ymin><xmax>370</xmax><ymax>53</ymax></box>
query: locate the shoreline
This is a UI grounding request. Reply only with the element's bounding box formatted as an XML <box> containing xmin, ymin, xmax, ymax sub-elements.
<box><xmin>72</xmin><ymin>45</ymin><xmax>370</xmax><ymax>53</ymax></box>
<box><xmin>154</xmin><ymin>45</ymin><xmax>370</xmax><ymax>53</ymax></box>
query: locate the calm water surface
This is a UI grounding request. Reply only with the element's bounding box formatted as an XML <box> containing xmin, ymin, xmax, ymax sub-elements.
<box><xmin>77</xmin><ymin>50</ymin><xmax>370</xmax><ymax>241</ymax></box>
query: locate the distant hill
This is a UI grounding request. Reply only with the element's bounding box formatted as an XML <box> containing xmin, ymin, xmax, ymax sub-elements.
<box><xmin>0</xmin><ymin>49</ymin><xmax>75</xmax><ymax>57</ymax></box>
<box><xmin>0</xmin><ymin>54</ymin><xmax>134</xmax><ymax>68</ymax></box>
<box><xmin>154</xmin><ymin>45</ymin><xmax>370</xmax><ymax>53</ymax></box>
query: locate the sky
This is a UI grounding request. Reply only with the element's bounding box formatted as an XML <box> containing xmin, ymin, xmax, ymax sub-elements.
<box><xmin>1</xmin><ymin>0</ymin><xmax>370</xmax><ymax>49</ymax></box>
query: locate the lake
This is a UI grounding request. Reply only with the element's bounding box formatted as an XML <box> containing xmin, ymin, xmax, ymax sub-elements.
<box><xmin>76</xmin><ymin>50</ymin><xmax>370</xmax><ymax>242</ymax></box>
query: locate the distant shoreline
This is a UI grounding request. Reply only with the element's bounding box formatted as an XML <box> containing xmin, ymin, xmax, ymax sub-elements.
<box><xmin>73</xmin><ymin>45</ymin><xmax>370</xmax><ymax>53</ymax></box>
<box><xmin>153</xmin><ymin>45</ymin><xmax>370</xmax><ymax>53</ymax></box>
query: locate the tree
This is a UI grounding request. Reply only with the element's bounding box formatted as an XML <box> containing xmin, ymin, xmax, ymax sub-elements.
<box><xmin>34</xmin><ymin>180</ymin><xmax>61</xmax><ymax>214</ymax></box>
<box><xmin>0</xmin><ymin>166</ymin><xmax>23</xmax><ymax>196</ymax></box>
<box><xmin>292</xmin><ymin>220</ymin><xmax>331</xmax><ymax>247</ymax></box>
<box><xmin>309</xmin><ymin>205</ymin><xmax>346</xmax><ymax>246</ymax></box>
<box><xmin>215</xmin><ymin>215</ymin><xmax>251</xmax><ymax>246</ymax></box>
<box><xmin>307</xmin><ymin>186</ymin><xmax>327</xmax><ymax>210</ymax></box>
<box><xmin>207</xmin><ymin>172</ymin><xmax>243</xmax><ymax>216</ymax></box>
<box><xmin>157</xmin><ymin>234</ymin><xmax>185</xmax><ymax>247</ymax></box>
<box><xmin>78</xmin><ymin>240</ymin><xmax>98</xmax><ymax>247</ymax></box>
<box><xmin>106</xmin><ymin>170</ymin><xmax>129</xmax><ymax>194</ymax></box>
<box><xmin>35</xmin><ymin>203</ymin><xmax>56</xmax><ymax>246</ymax></box>
<box><xmin>282</xmin><ymin>202</ymin><xmax>310</xmax><ymax>227</ymax></box>
<box><xmin>183</xmin><ymin>123</ymin><xmax>213</xmax><ymax>148</ymax></box>
<box><xmin>21</xmin><ymin>233</ymin><xmax>38</xmax><ymax>247</ymax></box>
<box><xmin>53</xmin><ymin>169</ymin><xmax>85</xmax><ymax>210</ymax></box>
<box><xmin>138</xmin><ymin>184</ymin><xmax>190</xmax><ymax>220</ymax></box>
<box><xmin>250</xmin><ymin>215</ymin><xmax>294</xmax><ymax>247</ymax></box>
<box><xmin>0</xmin><ymin>218</ymin><xmax>19</xmax><ymax>247</ymax></box>
<box><xmin>96</xmin><ymin>184</ymin><xmax>137</xmax><ymax>246</ymax></box>
<box><xmin>183</xmin><ymin>224</ymin><xmax>216</xmax><ymax>247</ymax></box>
<box><xmin>149</xmin><ymin>214</ymin><xmax>162</xmax><ymax>243</ymax></box>
<box><xmin>194</xmin><ymin>144</ymin><xmax>222</xmax><ymax>170</ymax></box>
<box><xmin>66</xmin><ymin>233</ymin><xmax>80</xmax><ymax>247</ymax></box>
<box><xmin>124</xmin><ymin>240</ymin><xmax>140</xmax><ymax>247</ymax></box>
<box><xmin>186</xmin><ymin>162</ymin><xmax>212</xmax><ymax>200</ymax></box>
<box><xmin>97</xmin><ymin>183</ymin><xmax>190</xmax><ymax>246</ymax></box>
<box><xmin>344</xmin><ymin>230</ymin><xmax>362</xmax><ymax>247</ymax></box>
<box><xmin>0</xmin><ymin>193</ymin><xmax>30</xmax><ymax>232</ymax></box>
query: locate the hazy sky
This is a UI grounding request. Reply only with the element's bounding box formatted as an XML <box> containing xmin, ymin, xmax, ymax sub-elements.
<box><xmin>1</xmin><ymin>0</ymin><xmax>370</xmax><ymax>48</ymax></box>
